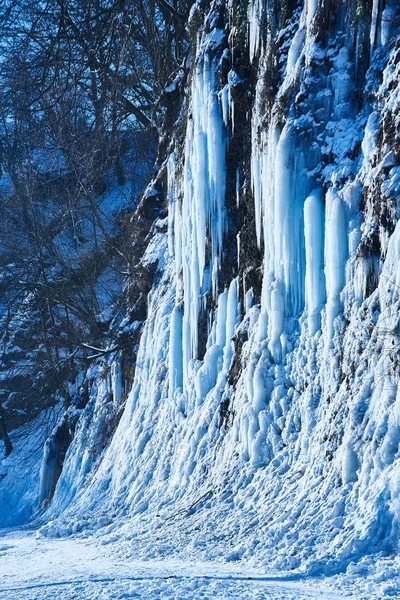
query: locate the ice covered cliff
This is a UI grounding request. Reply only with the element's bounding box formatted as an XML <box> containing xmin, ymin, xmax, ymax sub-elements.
<box><xmin>4</xmin><ymin>0</ymin><xmax>400</xmax><ymax>578</ymax></box>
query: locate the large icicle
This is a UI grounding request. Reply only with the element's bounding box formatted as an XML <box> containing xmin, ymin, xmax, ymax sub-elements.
<box><xmin>271</xmin><ymin>125</ymin><xmax>306</xmax><ymax>316</ymax></box>
<box><xmin>324</xmin><ymin>188</ymin><xmax>348</xmax><ymax>342</ymax></box>
<box><xmin>306</xmin><ymin>0</ymin><xmax>318</xmax><ymax>27</ymax></box>
<box><xmin>304</xmin><ymin>189</ymin><xmax>326</xmax><ymax>335</ymax></box>
<box><xmin>252</xmin><ymin>112</ymin><xmax>307</xmax><ymax>360</ymax></box>
<box><xmin>248</xmin><ymin>0</ymin><xmax>263</xmax><ymax>63</ymax></box>
<box><xmin>169</xmin><ymin>50</ymin><xmax>227</xmax><ymax>383</ymax></box>
<box><xmin>169</xmin><ymin>306</ymin><xmax>183</xmax><ymax>395</ymax></box>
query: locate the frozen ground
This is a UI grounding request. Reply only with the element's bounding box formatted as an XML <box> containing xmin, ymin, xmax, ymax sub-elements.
<box><xmin>0</xmin><ymin>529</ymin><xmax>361</xmax><ymax>600</ymax></box>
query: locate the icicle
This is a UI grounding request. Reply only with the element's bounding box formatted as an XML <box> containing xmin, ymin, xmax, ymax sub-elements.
<box><xmin>261</xmin><ymin>126</ymin><xmax>279</xmax><ymax>314</ymax></box>
<box><xmin>304</xmin><ymin>189</ymin><xmax>326</xmax><ymax>335</ymax></box>
<box><xmin>245</xmin><ymin>288</ymin><xmax>254</xmax><ymax>313</ymax></box>
<box><xmin>167</xmin><ymin>153</ymin><xmax>176</xmax><ymax>258</ymax></box>
<box><xmin>306</xmin><ymin>0</ymin><xmax>318</xmax><ymax>28</ymax></box>
<box><xmin>332</xmin><ymin>47</ymin><xmax>354</xmax><ymax>120</ymax></box>
<box><xmin>274</xmin><ymin>125</ymin><xmax>294</xmax><ymax>286</ymax></box>
<box><xmin>324</xmin><ymin>188</ymin><xmax>348</xmax><ymax>342</ymax></box>
<box><xmin>39</xmin><ymin>436</ymin><xmax>60</xmax><ymax>505</ymax></box>
<box><xmin>111</xmin><ymin>359</ymin><xmax>122</xmax><ymax>405</ymax></box>
<box><xmin>370</xmin><ymin>0</ymin><xmax>380</xmax><ymax>58</ymax></box>
<box><xmin>381</xmin><ymin>5</ymin><xmax>395</xmax><ymax>47</ymax></box>
<box><xmin>223</xmin><ymin>278</ymin><xmax>239</xmax><ymax>372</ymax></box>
<box><xmin>169</xmin><ymin>306</ymin><xmax>183</xmax><ymax>395</ymax></box>
<box><xmin>268</xmin><ymin>280</ymin><xmax>285</xmax><ymax>363</ymax></box>
<box><xmin>225</xmin><ymin>278</ymin><xmax>239</xmax><ymax>347</ymax></box>
<box><xmin>215</xmin><ymin>289</ymin><xmax>228</xmax><ymax>347</ymax></box>
<box><xmin>251</xmin><ymin>121</ymin><xmax>262</xmax><ymax>247</ymax></box>
<box><xmin>248</xmin><ymin>0</ymin><xmax>263</xmax><ymax>63</ymax></box>
<box><xmin>236</xmin><ymin>168</ymin><xmax>240</xmax><ymax>208</ymax></box>
<box><xmin>221</xmin><ymin>86</ymin><xmax>229</xmax><ymax>127</ymax></box>
<box><xmin>193</xmin><ymin>280</ymin><xmax>238</xmax><ymax>406</ymax></box>
<box><xmin>272</xmin><ymin>124</ymin><xmax>305</xmax><ymax>317</ymax></box>
<box><xmin>281</xmin><ymin>10</ymin><xmax>306</xmax><ymax>93</ymax></box>
<box><xmin>172</xmin><ymin>53</ymin><xmax>227</xmax><ymax>380</ymax></box>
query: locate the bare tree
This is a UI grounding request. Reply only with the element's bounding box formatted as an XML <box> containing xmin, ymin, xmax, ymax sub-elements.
<box><xmin>0</xmin><ymin>0</ymin><xmax>192</xmax><ymax>446</ymax></box>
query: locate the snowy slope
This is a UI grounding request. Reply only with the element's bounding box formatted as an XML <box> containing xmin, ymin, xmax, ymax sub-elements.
<box><xmin>2</xmin><ymin>0</ymin><xmax>400</xmax><ymax>595</ymax></box>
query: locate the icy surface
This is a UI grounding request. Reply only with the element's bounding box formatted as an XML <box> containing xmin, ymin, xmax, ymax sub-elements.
<box><xmin>0</xmin><ymin>529</ymin><xmax>395</xmax><ymax>599</ymax></box>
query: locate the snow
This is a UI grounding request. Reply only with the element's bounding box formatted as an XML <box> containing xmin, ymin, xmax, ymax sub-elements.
<box><xmin>3</xmin><ymin>528</ymin><xmax>400</xmax><ymax>598</ymax></box>
<box><xmin>0</xmin><ymin>529</ymin><xmax>394</xmax><ymax>599</ymax></box>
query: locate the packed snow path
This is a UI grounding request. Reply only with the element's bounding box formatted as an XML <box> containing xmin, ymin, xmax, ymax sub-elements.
<box><xmin>0</xmin><ymin>530</ymin><xmax>352</xmax><ymax>600</ymax></box>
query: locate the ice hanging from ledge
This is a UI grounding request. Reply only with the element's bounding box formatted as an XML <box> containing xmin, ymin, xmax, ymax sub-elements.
<box><xmin>168</xmin><ymin>52</ymin><xmax>227</xmax><ymax>384</ymax></box>
<box><xmin>252</xmin><ymin>122</ymin><xmax>307</xmax><ymax>361</ymax></box>
<box><xmin>324</xmin><ymin>187</ymin><xmax>348</xmax><ymax>342</ymax></box>
<box><xmin>304</xmin><ymin>189</ymin><xmax>326</xmax><ymax>335</ymax></box>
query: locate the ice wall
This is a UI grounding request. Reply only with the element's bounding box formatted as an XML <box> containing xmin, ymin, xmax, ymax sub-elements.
<box><xmin>33</xmin><ymin>0</ymin><xmax>400</xmax><ymax>579</ymax></box>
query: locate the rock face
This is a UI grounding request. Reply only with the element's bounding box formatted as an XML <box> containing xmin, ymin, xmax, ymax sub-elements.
<box><xmin>11</xmin><ymin>0</ymin><xmax>400</xmax><ymax>574</ymax></box>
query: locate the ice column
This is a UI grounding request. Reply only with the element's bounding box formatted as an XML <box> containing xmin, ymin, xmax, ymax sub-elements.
<box><xmin>248</xmin><ymin>0</ymin><xmax>263</xmax><ymax>63</ymax></box>
<box><xmin>194</xmin><ymin>279</ymin><xmax>238</xmax><ymax>406</ymax></box>
<box><xmin>168</xmin><ymin>53</ymin><xmax>226</xmax><ymax>383</ymax></box>
<box><xmin>260</xmin><ymin>126</ymin><xmax>279</xmax><ymax>312</ymax></box>
<box><xmin>324</xmin><ymin>188</ymin><xmax>348</xmax><ymax>342</ymax></box>
<box><xmin>252</xmin><ymin>118</ymin><xmax>307</xmax><ymax>358</ymax></box>
<box><xmin>273</xmin><ymin>124</ymin><xmax>305</xmax><ymax>318</ymax></box>
<box><xmin>268</xmin><ymin>280</ymin><xmax>285</xmax><ymax>363</ymax></box>
<box><xmin>111</xmin><ymin>359</ymin><xmax>122</xmax><ymax>405</ymax></box>
<box><xmin>304</xmin><ymin>189</ymin><xmax>326</xmax><ymax>335</ymax></box>
<box><xmin>306</xmin><ymin>0</ymin><xmax>318</xmax><ymax>27</ymax></box>
<box><xmin>39</xmin><ymin>435</ymin><xmax>60</xmax><ymax>504</ymax></box>
<box><xmin>370</xmin><ymin>0</ymin><xmax>381</xmax><ymax>58</ymax></box>
<box><xmin>251</xmin><ymin>121</ymin><xmax>262</xmax><ymax>248</ymax></box>
<box><xmin>169</xmin><ymin>306</ymin><xmax>183</xmax><ymax>395</ymax></box>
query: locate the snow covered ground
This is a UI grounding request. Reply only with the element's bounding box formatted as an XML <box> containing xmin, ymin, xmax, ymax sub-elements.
<box><xmin>0</xmin><ymin>528</ymin><xmax>366</xmax><ymax>599</ymax></box>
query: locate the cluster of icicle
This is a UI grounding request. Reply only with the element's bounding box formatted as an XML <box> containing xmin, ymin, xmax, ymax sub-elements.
<box><xmin>248</xmin><ymin>0</ymin><xmax>394</xmax><ymax>362</ymax></box>
<box><xmin>168</xmin><ymin>0</ymin><xmax>359</xmax><ymax>379</ymax></box>
<box><xmin>168</xmin><ymin>44</ymin><xmax>228</xmax><ymax>389</ymax></box>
